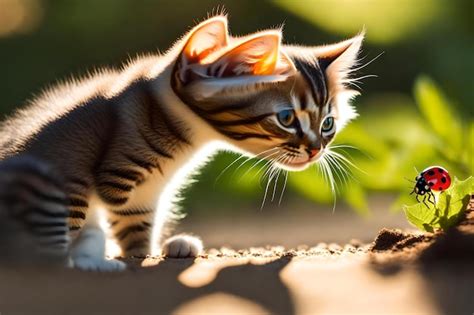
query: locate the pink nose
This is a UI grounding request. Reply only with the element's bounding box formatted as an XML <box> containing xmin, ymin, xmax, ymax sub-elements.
<box><xmin>308</xmin><ymin>148</ymin><xmax>319</xmax><ymax>159</ymax></box>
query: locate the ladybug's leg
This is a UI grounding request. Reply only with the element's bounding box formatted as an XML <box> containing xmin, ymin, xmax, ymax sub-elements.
<box><xmin>415</xmin><ymin>194</ymin><xmax>421</xmax><ymax>203</ymax></box>
<box><xmin>428</xmin><ymin>192</ymin><xmax>436</xmax><ymax>206</ymax></box>
<box><xmin>422</xmin><ymin>195</ymin><xmax>430</xmax><ymax>208</ymax></box>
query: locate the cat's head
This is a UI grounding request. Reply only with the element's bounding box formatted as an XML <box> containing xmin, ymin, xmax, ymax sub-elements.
<box><xmin>172</xmin><ymin>16</ymin><xmax>363</xmax><ymax>171</ymax></box>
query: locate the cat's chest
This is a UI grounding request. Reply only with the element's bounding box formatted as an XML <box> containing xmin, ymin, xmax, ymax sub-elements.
<box><xmin>114</xmin><ymin>151</ymin><xmax>194</xmax><ymax>210</ymax></box>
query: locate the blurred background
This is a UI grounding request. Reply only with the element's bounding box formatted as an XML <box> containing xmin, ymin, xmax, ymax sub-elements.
<box><xmin>0</xmin><ymin>0</ymin><xmax>472</xmax><ymax>246</ymax></box>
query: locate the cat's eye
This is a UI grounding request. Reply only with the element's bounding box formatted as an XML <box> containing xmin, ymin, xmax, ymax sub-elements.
<box><xmin>321</xmin><ymin>116</ymin><xmax>335</xmax><ymax>134</ymax></box>
<box><xmin>277</xmin><ymin>109</ymin><xmax>296</xmax><ymax>128</ymax></box>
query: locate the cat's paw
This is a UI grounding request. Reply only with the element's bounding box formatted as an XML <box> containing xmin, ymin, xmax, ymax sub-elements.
<box><xmin>73</xmin><ymin>257</ymin><xmax>126</xmax><ymax>272</ymax></box>
<box><xmin>162</xmin><ymin>234</ymin><xmax>203</xmax><ymax>258</ymax></box>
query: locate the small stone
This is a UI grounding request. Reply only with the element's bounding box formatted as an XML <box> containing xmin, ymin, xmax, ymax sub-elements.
<box><xmin>328</xmin><ymin>243</ymin><xmax>342</xmax><ymax>252</ymax></box>
<box><xmin>343</xmin><ymin>244</ymin><xmax>357</xmax><ymax>253</ymax></box>
<box><xmin>349</xmin><ymin>239</ymin><xmax>363</xmax><ymax>248</ymax></box>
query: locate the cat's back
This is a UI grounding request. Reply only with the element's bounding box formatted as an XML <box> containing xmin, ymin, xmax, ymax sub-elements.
<box><xmin>0</xmin><ymin>54</ymin><xmax>164</xmax><ymax>159</ymax></box>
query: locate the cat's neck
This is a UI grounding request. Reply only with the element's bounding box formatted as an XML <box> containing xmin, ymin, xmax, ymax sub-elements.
<box><xmin>150</xmin><ymin>64</ymin><xmax>232</xmax><ymax>155</ymax></box>
<box><xmin>152</xmin><ymin>65</ymin><xmax>220</xmax><ymax>147</ymax></box>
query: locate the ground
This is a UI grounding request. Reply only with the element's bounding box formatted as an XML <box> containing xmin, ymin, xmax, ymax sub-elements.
<box><xmin>0</xmin><ymin>198</ymin><xmax>473</xmax><ymax>314</ymax></box>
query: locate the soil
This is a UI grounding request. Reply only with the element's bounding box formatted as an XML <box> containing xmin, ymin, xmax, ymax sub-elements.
<box><xmin>370</xmin><ymin>199</ymin><xmax>474</xmax><ymax>265</ymax></box>
<box><xmin>0</xmin><ymin>198</ymin><xmax>473</xmax><ymax>314</ymax></box>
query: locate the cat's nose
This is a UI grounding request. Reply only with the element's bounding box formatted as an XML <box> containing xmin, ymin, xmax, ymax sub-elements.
<box><xmin>308</xmin><ymin>148</ymin><xmax>319</xmax><ymax>159</ymax></box>
<box><xmin>306</xmin><ymin>145</ymin><xmax>320</xmax><ymax>159</ymax></box>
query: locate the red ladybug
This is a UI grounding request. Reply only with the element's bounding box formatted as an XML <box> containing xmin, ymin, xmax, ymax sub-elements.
<box><xmin>411</xmin><ymin>166</ymin><xmax>451</xmax><ymax>206</ymax></box>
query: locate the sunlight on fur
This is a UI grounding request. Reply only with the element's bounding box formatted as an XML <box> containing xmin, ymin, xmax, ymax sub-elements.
<box><xmin>151</xmin><ymin>141</ymin><xmax>222</xmax><ymax>256</ymax></box>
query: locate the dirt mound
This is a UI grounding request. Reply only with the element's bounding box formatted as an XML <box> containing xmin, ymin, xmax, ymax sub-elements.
<box><xmin>370</xmin><ymin>200</ymin><xmax>474</xmax><ymax>264</ymax></box>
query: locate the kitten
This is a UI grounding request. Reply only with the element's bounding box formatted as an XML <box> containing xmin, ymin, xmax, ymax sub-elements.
<box><xmin>0</xmin><ymin>15</ymin><xmax>363</xmax><ymax>271</ymax></box>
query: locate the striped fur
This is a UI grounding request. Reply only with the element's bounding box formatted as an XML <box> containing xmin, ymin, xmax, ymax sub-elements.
<box><xmin>0</xmin><ymin>15</ymin><xmax>364</xmax><ymax>269</ymax></box>
<box><xmin>0</xmin><ymin>156</ymin><xmax>69</xmax><ymax>265</ymax></box>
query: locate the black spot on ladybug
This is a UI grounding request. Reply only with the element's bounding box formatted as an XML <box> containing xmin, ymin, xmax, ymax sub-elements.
<box><xmin>428</xmin><ymin>170</ymin><xmax>435</xmax><ymax>176</ymax></box>
<box><xmin>438</xmin><ymin>168</ymin><xmax>444</xmax><ymax>173</ymax></box>
<box><xmin>441</xmin><ymin>177</ymin><xmax>447</xmax><ymax>183</ymax></box>
<box><xmin>429</xmin><ymin>182</ymin><xmax>434</xmax><ymax>186</ymax></box>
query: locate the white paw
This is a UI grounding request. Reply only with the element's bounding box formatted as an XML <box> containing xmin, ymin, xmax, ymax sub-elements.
<box><xmin>162</xmin><ymin>235</ymin><xmax>203</xmax><ymax>258</ymax></box>
<box><xmin>73</xmin><ymin>257</ymin><xmax>126</xmax><ymax>272</ymax></box>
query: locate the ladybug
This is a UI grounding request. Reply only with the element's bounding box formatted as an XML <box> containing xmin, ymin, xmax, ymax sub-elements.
<box><xmin>411</xmin><ymin>166</ymin><xmax>451</xmax><ymax>206</ymax></box>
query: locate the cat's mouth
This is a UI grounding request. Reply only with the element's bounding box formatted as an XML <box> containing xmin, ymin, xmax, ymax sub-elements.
<box><xmin>276</xmin><ymin>154</ymin><xmax>322</xmax><ymax>171</ymax></box>
<box><xmin>276</xmin><ymin>147</ymin><xmax>329</xmax><ymax>170</ymax></box>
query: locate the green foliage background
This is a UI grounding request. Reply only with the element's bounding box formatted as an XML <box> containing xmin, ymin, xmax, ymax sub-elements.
<box><xmin>0</xmin><ymin>0</ymin><xmax>472</xmax><ymax>215</ymax></box>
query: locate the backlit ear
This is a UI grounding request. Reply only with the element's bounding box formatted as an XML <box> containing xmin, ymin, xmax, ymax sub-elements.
<box><xmin>206</xmin><ymin>31</ymin><xmax>295</xmax><ymax>77</ymax></box>
<box><xmin>314</xmin><ymin>32</ymin><xmax>364</xmax><ymax>83</ymax></box>
<box><xmin>176</xmin><ymin>16</ymin><xmax>228</xmax><ymax>82</ymax></box>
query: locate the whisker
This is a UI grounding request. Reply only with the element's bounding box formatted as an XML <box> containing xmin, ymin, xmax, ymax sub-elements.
<box><xmin>270</xmin><ymin>154</ymin><xmax>291</xmax><ymax>203</ymax></box>
<box><xmin>233</xmin><ymin>147</ymin><xmax>279</xmax><ymax>177</ymax></box>
<box><xmin>326</xmin><ymin>149</ymin><xmax>355</xmax><ymax>184</ymax></box>
<box><xmin>345</xmin><ymin>81</ymin><xmax>362</xmax><ymax>90</ymax></box>
<box><xmin>261</xmin><ymin>166</ymin><xmax>276</xmax><ymax>210</ymax></box>
<box><xmin>262</xmin><ymin>156</ymin><xmax>282</xmax><ymax>180</ymax></box>
<box><xmin>214</xmin><ymin>147</ymin><xmax>278</xmax><ymax>185</ymax></box>
<box><xmin>326</xmin><ymin>151</ymin><xmax>360</xmax><ymax>184</ymax></box>
<box><xmin>271</xmin><ymin>168</ymin><xmax>282</xmax><ymax>202</ymax></box>
<box><xmin>322</xmin><ymin>154</ymin><xmax>337</xmax><ymax>195</ymax></box>
<box><xmin>260</xmin><ymin>154</ymin><xmax>288</xmax><ymax>209</ymax></box>
<box><xmin>321</xmin><ymin>154</ymin><xmax>338</xmax><ymax>213</ymax></box>
<box><xmin>343</xmin><ymin>74</ymin><xmax>378</xmax><ymax>85</ymax></box>
<box><xmin>261</xmin><ymin>153</ymin><xmax>287</xmax><ymax>184</ymax></box>
<box><xmin>350</xmin><ymin>52</ymin><xmax>384</xmax><ymax>73</ymax></box>
<box><xmin>325</xmin><ymin>153</ymin><xmax>348</xmax><ymax>188</ymax></box>
<box><xmin>276</xmin><ymin>154</ymin><xmax>293</xmax><ymax>206</ymax></box>
<box><xmin>278</xmin><ymin>169</ymin><xmax>289</xmax><ymax>206</ymax></box>
<box><xmin>329</xmin><ymin>150</ymin><xmax>367</xmax><ymax>175</ymax></box>
<box><xmin>238</xmin><ymin>150</ymin><xmax>280</xmax><ymax>182</ymax></box>
<box><xmin>331</xmin><ymin>144</ymin><xmax>373</xmax><ymax>160</ymax></box>
<box><xmin>253</xmin><ymin>155</ymin><xmax>280</xmax><ymax>183</ymax></box>
<box><xmin>214</xmin><ymin>153</ymin><xmax>245</xmax><ymax>186</ymax></box>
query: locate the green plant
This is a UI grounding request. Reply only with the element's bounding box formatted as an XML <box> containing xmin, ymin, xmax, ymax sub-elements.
<box><xmin>403</xmin><ymin>177</ymin><xmax>473</xmax><ymax>232</ymax></box>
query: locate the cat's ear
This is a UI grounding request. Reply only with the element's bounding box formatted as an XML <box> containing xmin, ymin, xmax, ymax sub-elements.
<box><xmin>176</xmin><ymin>16</ymin><xmax>229</xmax><ymax>82</ymax></box>
<box><xmin>183</xmin><ymin>32</ymin><xmax>296</xmax><ymax>100</ymax></box>
<box><xmin>206</xmin><ymin>31</ymin><xmax>295</xmax><ymax>77</ymax></box>
<box><xmin>182</xmin><ymin>16</ymin><xmax>229</xmax><ymax>63</ymax></box>
<box><xmin>313</xmin><ymin>32</ymin><xmax>364</xmax><ymax>84</ymax></box>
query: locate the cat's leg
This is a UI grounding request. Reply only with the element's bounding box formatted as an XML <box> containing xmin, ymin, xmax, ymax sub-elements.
<box><xmin>107</xmin><ymin>207</ymin><xmax>155</xmax><ymax>257</ymax></box>
<box><xmin>108</xmin><ymin>205</ymin><xmax>203</xmax><ymax>258</ymax></box>
<box><xmin>70</xmin><ymin>208</ymin><xmax>126</xmax><ymax>271</ymax></box>
<box><xmin>65</xmin><ymin>178</ymin><xmax>124</xmax><ymax>270</ymax></box>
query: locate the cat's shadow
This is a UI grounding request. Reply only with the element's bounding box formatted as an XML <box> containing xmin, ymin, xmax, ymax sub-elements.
<box><xmin>0</xmin><ymin>255</ymin><xmax>296</xmax><ymax>315</ymax></box>
<box><xmin>138</xmin><ymin>255</ymin><xmax>296</xmax><ymax>315</ymax></box>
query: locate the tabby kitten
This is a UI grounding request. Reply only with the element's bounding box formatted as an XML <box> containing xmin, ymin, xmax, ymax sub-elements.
<box><xmin>0</xmin><ymin>15</ymin><xmax>363</xmax><ymax>271</ymax></box>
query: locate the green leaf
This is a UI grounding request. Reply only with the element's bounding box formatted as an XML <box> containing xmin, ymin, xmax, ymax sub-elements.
<box><xmin>466</xmin><ymin>122</ymin><xmax>474</xmax><ymax>174</ymax></box>
<box><xmin>403</xmin><ymin>176</ymin><xmax>473</xmax><ymax>232</ymax></box>
<box><xmin>414</xmin><ymin>76</ymin><xmax>463</xmax><ymax>152</ymax></box>
<box><xmin>403</xmin><ymin>202</ymin><xmax>437</xmax><ymax>232</ymax></box>
<box><xmin>436</xmin><ymin>177</ymin><xmax>474</xmax><ymax>230</ymax></box>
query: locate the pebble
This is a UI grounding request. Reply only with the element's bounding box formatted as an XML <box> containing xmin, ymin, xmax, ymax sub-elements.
<box><xmin>349</xmin><ymin>239</ymin><xmax>363</xmax><ymax>248</ymax></box>
<box><xmin>328</xmin><ymin>243</ymin><xmax>342</xmax><ymax>253</ymax></box>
